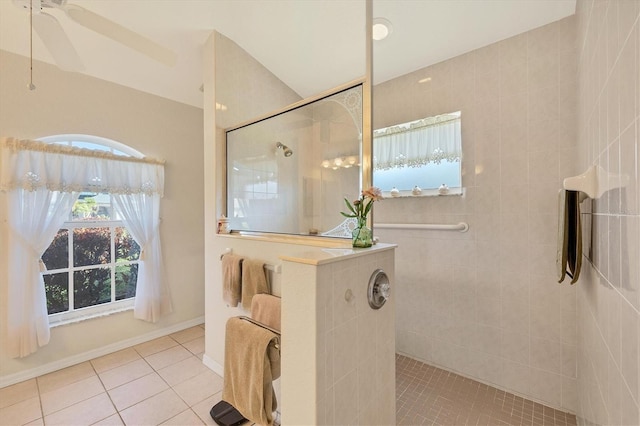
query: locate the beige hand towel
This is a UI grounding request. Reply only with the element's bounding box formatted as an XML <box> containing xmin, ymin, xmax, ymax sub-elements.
<box><xmin>222</xmin><ymin>317</ymin><xmax>280</xmax><ymax>426</ymax></box>
<box><xmin>557</xmin><ymin>190</ymin><xmax>582</xmax><ymax>284</ymax></box>
<box><xmin>241</xmin><ymin>259</ymin><xmax>269</xmax><ymax>310</ymax></box>
<box><xmin>222</xmin><ymin>254</ymin><xmax>244</xmax><ymax>307</ymax></box>
<box><xmin>251</xmin><ymin>294</ymin><xmax>282</xmax><ymax>332</ymax></box>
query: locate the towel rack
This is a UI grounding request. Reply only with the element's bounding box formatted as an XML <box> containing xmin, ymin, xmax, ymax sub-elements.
<box><xmin>220</xmin><ymin>248</ymin><xmax>282</xmax><ymax>273</ymax></box>
<box><xmin>239</xmin><ymin>316</ymin><xmax>280</xmax><ymax>350</ymax></box>
<box><xmin>376</xmin><ymin>222</ymin><xmax>469</xmax><ymax>232</ymax></box>
<box><xmin>563</xmin><ymin>165</ymin><xmax>629</xmax><ymax>200</ymax></box>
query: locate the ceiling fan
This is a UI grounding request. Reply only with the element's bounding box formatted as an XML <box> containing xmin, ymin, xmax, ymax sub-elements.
<box><xmin>12</xmin><ymin>0</ymin><xmax>177</xmax><ymax>72</ymax></box>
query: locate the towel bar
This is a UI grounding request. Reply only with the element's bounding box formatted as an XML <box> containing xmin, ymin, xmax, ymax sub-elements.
<box><xmin>220</xmin><ymin>248</ymin><xmax>282</xmax><ymax>273</ymax></box>
<box><xmin>238</xmin><ymin>316</ymin><xmax>280</xmax><ymax>350</ymax></box>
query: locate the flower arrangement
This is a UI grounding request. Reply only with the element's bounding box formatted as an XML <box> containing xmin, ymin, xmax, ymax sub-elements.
<box><xmin>341</xmin><ymin>186</ymin><xmax>382</xmax><ymax>228</ymax></box>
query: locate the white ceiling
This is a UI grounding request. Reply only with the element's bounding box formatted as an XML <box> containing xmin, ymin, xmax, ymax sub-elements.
<box><xmin>0</xmin><ymin>0</ymin><xmax>576</xmax><ymax>109</ymax></box>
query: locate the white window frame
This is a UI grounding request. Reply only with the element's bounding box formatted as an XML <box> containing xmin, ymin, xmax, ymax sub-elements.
<box><xmin>37</xmin><ymin>135</ymin><xmax>143</xmax><ymax>326</ymax></box>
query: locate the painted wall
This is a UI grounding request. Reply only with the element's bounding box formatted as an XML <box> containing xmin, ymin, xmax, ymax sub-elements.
<box><xmin>574</xmin><ymin>1</ymin><xmax>640</xmax><ymax>424</ymax></box>
<box><xmin>0</xmin><ymin>50</ymin><xmax>204</xmax><ymax>384</ymax></box>
<box><xmin>202</xmin><ymin>31</ymin><xmax>303</xmax><ymax>373</ymax></box>
<box><xmin>373</xmin><ymin>16</ymin><xmax>579</xmax><ymax>412</ymax></box>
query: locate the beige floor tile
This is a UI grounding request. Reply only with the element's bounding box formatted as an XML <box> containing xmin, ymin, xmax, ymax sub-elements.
<box><xmin>91</xmin><ymin>347</ymin><xmax>142</xmax><ymax>374</ymax></box>
<box><xmin>40</xmin><ymin>375</ymin><xmax>105</xmax><ymax>416</ymax></box>
<box><xmin>108</xmin><ymin>372</ymin><xmax>169</xmax><ymax>411</ymax></box>
<box><xmin>0</xmin><ymin>379</ymin><xmax>38</xmax><ymax>409</ymax></box>
<box><xmin>161</xmin><ymin>408</ymin><xmax>206</xmax><ymax>425</ymax></box>
<box><xmin>145</xmin><ymin>345</ymin><xmax>193</xmax><ymax>371</ymax></box>
<box><xmin>191</xmin><ymin>393</ymin><xmax>223</xmax><ymax>426</ymax></box>
<box><xmin>0</xmin><ymin>396</ymin><xmax>41</xmax><ymax>426</ymax></box>
<box><xmin>134</xmin><ymin>336</ymin><xmax>179</xmax><ymax>358</ymax></box>
<box><xmin>157</xmin><ymin>356</ymin><xmax>211</xmax><ymax>387</ymax></box>
<box><xmin>92</xmin><ymin>413</ymin><xmax>124</xmax><ymax>425</ymax></box>
<box><xmin>98</xmin><ymin>358</ymin><xmax>154</xmax><ymax>390</ymax></box>
<box><xmin>24</xmin><ymin>417</ymin><xmax>44</xmax><ymax>426</ymax></box>
<box><xmin>119</xmin><ymin>389</ymin><xmax>188</xmax><ymax>426</ymax></box>
<box><xmin>172</xmin><ymin>369</ymin><xmax>223</xmax><ymax>407</ymax></box>
<box><xmin>44</xmin><ymin>393</ymin><xmax>116</xmax><ymax>426</ymax></box>
<box><xmin>37</xmin><ymin>362</ymin><xmax>95</xmax><ymax>394</ymax></box>
<box><xmin>183</xmin><ymin>336</ymin><xmax>205</xmax><ymax>355</ymax></box>
<box><xmin>170</xmin><ymin>326</ymin><xmax>205</xmax><ymax>344</ymax></box>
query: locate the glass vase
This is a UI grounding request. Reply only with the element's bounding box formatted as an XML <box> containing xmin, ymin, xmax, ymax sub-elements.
<box><xmin>352</xmin><ymin>221</ymin><xmax>372</xmax><ymax>248</ymax></box>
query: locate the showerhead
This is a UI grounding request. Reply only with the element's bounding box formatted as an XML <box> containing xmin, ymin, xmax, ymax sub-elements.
<box><xmin>276</xmin><ymin>142</ymin><xmax>293</xmax><ymax>157</ymax></box>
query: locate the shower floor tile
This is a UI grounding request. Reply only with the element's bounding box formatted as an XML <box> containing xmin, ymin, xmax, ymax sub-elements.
<box><xmin>396</xmin><ymin>354</ymin><xmax>577</xmax><ymax>426</ymax></box>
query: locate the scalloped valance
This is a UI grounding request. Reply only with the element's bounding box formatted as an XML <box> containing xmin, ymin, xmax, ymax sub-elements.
<box><xmin>373</xmin><ymin>113</ymin><xmax>461</xmax><ymax>171</ymax></box>
<box><xmin>0</xmin><ymin>137</ymin><xmax>165</xmax><ymax>196</ymax></box>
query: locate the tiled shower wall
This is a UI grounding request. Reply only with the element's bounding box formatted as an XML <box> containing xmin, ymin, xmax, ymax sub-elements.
<box><xmin>374</xmin><ymin>16</ymin><xmax>579</xmax><ymax>411</ymax></box>
<box><xmin>574</xmin><ymin>1</ymin><xmax>640</xmax><ymax>425</ymax></box>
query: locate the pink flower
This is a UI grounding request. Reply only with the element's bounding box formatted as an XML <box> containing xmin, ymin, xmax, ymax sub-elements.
<box><xmin>362</xmin><ymin>186</ymin><xmax>382</xmax><ymax>201</ymax></box>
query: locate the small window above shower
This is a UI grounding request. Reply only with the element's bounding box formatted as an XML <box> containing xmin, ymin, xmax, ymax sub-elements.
<box><xmin>373</xmin><ymin>111</ymin><xmax>462</xmax><ymax>197</ymax></box>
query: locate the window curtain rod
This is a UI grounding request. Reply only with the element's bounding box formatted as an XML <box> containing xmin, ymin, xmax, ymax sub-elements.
<box><xmin>1</xmin><ymin>137</ymin><xmax>165</xmax><ymax>197</ymax></box>
<box><xmin>2</xmin><ymin>138</ymin><xmax>164</xmax><ymax>165</ymax></box>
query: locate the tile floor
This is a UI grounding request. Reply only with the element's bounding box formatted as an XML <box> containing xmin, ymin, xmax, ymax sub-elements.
<box><xmin>396</xmin><ymin>354</ymin><xmax>578</xmax><ymax>426</ymax></box>
<box><xmin>0</xmin><ymin>326</ymin><xmax>578</xmax><ymax>426</ymax></box>
<box><xmin>0</xmin><ymin>325</ymin><xmax>224</xmax><ymax>426</ymax></box>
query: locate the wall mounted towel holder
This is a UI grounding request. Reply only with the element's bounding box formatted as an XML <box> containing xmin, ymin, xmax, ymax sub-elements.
<box><xmin>563</xmin><ymin>165</ymin><xmax>629</xmax><ymax>201</ymax></box>
<box><xmin>220</xmin><ymin>248</ymin><xmax>282</xmax><ymax>273</ymax></box>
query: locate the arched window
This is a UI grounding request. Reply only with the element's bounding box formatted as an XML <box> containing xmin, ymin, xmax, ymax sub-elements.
<box><xmin>36</xmin><ymin>135</ymin><xmax>143</xmax><ymax>325</ymax></box>
<box><xmin>1</xmin><ymin>135</ymin><xmax>169</xmax><ymax>357</ymax></box>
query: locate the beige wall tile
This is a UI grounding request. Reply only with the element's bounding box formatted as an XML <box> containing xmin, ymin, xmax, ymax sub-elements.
<box><xmin>575</xmin><ymin>0</ymin><xmax>640</xmax><ymax>423</ymax></box>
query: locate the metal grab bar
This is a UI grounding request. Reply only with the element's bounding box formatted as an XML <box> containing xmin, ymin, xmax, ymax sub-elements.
<box><xmin>375</xmin><ymin>222</ymin><xmax>469</xmax><ymax>232</ymax></box>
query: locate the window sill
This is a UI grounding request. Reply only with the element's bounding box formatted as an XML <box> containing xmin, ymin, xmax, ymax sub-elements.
<box><xmin>381</xmin><ymin>187</ymin><xmax>463</xmax><ymax>198</ymax></box>
<box><xmin>49</xmin><ymin>300</ymin><xmax>134</xmax><ymax>328</ymax></box>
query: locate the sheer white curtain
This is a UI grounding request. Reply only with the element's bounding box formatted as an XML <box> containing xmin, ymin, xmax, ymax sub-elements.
<box><xmin>6</xmin><ymin>189</ymin><xmax>79</xmax><ymax>358</ymax></box>
<box><xmin>112</xmin><ymin>193</ymin><xmax>171</xmax><ymax>322</ymax></box>
<box><xmin>1</xmin><ymin>137</ymin><xmax>166</xmax><ymax>357</ymax></box>
<box><xmin>373</xmin><ymin>113</ymin><xmax>461</xmax><ymax>170</ymax></box>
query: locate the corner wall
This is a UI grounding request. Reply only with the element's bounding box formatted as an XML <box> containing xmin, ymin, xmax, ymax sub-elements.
<box><xmin>0</xmin><ymin>50</ymin><xmax>205</xmax><ymax>384</ymax></box>
<box><xmin>574</xmin><ymin>1</ymin><xmax>640</xmax><ymax>424</ymax></box>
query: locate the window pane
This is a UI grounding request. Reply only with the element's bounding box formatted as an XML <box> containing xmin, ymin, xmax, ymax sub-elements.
<box><xmin>42</xmin><ymin>229</ymin><xmax>69</xmax><ymax>270</ymax></box>
<box><xmin>116</xmin><ymin>264</ymin><xmax>138</xmax><ymax>300</ymax></box>
<box><xmin>74</xmin><ymin>268</ymin><xmax>111</xmax><ymax>309</ymax></box>
<box><xmin>115</xmin><ymin>227</ymin><xmax>140</xmax><ymax>262</ymax></box>
<box><xmin>44</xmin><ymin>272</ymin><xmax>69</xmax><ymax>314</ymax></box>
<box><xmin>73</xmin><ymin>228</ymin><xmax>111</xmax><ymax>267</ymax></box>
<box><xmin>72</xmin><ymin>193</ymin><xmax>112</xmax><ymax>221</ymax></box>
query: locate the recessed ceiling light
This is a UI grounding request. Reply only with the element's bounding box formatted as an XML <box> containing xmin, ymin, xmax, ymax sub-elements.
<box><xmin>372</xmin><ymin>18</ymin><xmax>392</xmax><ymax>41</ymax></box>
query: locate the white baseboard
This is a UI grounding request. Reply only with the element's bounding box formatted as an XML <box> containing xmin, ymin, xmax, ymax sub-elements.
<box><xmin>0</xmin><ymin>316</ymin><xmax>205</xmax><ymax>389</ymax></box>
<box><xmin>202</xmin><ymin>353</ymin><xmax>224</xmax><ymax>377</ymax></box>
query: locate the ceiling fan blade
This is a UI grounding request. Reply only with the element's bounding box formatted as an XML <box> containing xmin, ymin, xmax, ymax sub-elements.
<box><xmin>32</xmin><ymin>11</ymin><xmax>84</xmax><ymax>71</ymax></box>
<box><xmin>63</xmin><ymin>4</ymin><xmax>177</xmax><ymax>67</ymax></box>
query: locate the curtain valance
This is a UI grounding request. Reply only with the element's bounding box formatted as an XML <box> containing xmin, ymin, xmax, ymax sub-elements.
<box><xmin>0</xmin><ymin>137</ymin><xmax>165</xmax><ymax>196</ymax></box>
<box><xmin>373</xmin><ymin>113</ymin><xmax>461</xmax><ymax>171</ymax></box>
